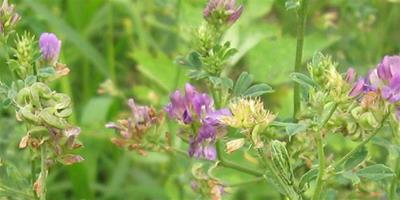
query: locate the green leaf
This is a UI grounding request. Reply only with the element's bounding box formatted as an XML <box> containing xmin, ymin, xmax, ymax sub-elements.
<box><xmin>209</xmin><ymin>76</ymin><xmax>222</xmax><ymax>87</ymax></box>
<box><xmin>272</xmin><ymin>121</ymin><xmax>309</xmax><ymax>137</ymax></box>
<box><xmin>24</xmin><ymin>75</ymin><xmax>37</xmax><ymax>86</ymax></box>
<box><xmin>290</xmin><ymin>72</ymin><xmax>316</xmax><ymax>89</ymax></box>
<box><xmin>1</xmin><ymin>98</ymin><xmax>12</xmax><ymax>108</ymax></box>
<box><xmin>248</xmin><ymin>33</ymin><xmax>340</xmax><ymax>84</ymax></box>
<box><xmin>132</xmin><ymin>49</ymin><xmax>187</xmax><ymax>92</ymax></box>
<box><xmin>356</xmin><ymin>164</ymin><xmax>395</xmax><ymax>181</ymax></box>
<box><xmin>38</xmin><ymin>67</ymin><xmax>56</xmax><ymax>78</ymax></box>
<box><xmin>221</xmin><ymin>77</ymin><xmax>234</xmax><ymax>90</ymax></box>
<box><xmin>187</xmin><ymin>51</ymin><xmax>202</xmax><ymax>68</ymax></box>
<box><xmin>81</xmin><ymin>97</ymin><xmax>114</xmax><ymax>127</ymax></box>
<box><xmin>243</xmin><ymin>83</ymin><xmax>274</xmax><ymax>97</ymax></box>
<box><xmin>234</xmin><ymin>72</ymin><xmax>253</xmax><ymax>96</ymax></box>
<box><xmin>344</xmin><ymin>147</ymin><xmax>368</xmax><ymax>170</ymax></box>
<box><xmin>299</xmin><ymin>168</ymin><xmax>318</xmax><ymax>190</ymax></box>
<box><xmin>341</xmin><ymin>171</ymin><xmax>360</xmax><ymax>185</ymax></box>
<box><xmin>188</xmin><ymin>70</ymin><xmax>208</xmax><ymax>80</ymax></box>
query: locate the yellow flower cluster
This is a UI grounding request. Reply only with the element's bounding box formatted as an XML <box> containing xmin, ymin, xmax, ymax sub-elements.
<box><xmin>222</xmin><ymin>98</ymin><xmax>276</xmax><ymax>131</ymax></box>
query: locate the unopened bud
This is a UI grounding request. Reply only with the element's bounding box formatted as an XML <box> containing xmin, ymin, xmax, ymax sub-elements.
<box><xmin>225</xmin><ymin>138</ymin><xmax>245</xmax><ymax>154</ymax></box>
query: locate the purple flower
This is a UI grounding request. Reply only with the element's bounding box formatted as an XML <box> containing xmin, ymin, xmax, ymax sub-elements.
<box><xmin>345</xmin><ymin>68</ymin><xmax>356</xmax><ymax>83</ymax></box>
<box><xmin>39</xmin><ymin>32</ymin><xmax>61</xmax><ymax>63</ymax></box>
<box><xmin>349</xmin><ymin>78</ymin><xmax>365</xmax><ymax>97</ymax></box>
<box><xmin>204</xmin><ymin>0</ymin><xmax>243</xmax><ymax>25</ymax></box>
<box><xmin>377</xmin><ymin>56</ymin><xmax>400</xmax><ymax>81</ymax></box>
<box><xmin>382</xmin><ymin>76</ymin><xmax>400</xmax><ymax>103</ymax></box>
<box><xmin>165</xmin><ymin>83</ymin><xmax>230</xmax><ymax>160</ymax></box>
<box><xmin>349</xmin><ymin>56</ymin><xmax>400</xmax><ymax>121</ymax></box>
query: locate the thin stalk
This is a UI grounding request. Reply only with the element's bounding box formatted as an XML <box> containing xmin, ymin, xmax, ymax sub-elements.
<box><xmin>293</xmin><ymin>0</ymin><xmax>309</xmax><ymax>120</ymax></box>
<box><xmin>107</xmin><ymin>4</ymin><xmax>116</xmax><ymax>83</ymax></box>
<box><xmin>216</xmin><ymin>140</ymin><xmax>263</xmax><ymax>176</ymax></box>
<box><xmin>332</xmin><ymin>113</ymin><xmax>389</xmax><ymax>169</ymax></box>
<box><xmin>39</xmin><ymin>145</ymin><xmax>47</xmax><ymax>200</ymax></box>
<box><xmin>0</xmin><ymin>184</ymin><xmax>34</xmax><ymax>198</ymax></box>
<box><xmin>389</xmin><ymin>156</ymin><xmax>400</xmax><ymax>200</ymax></box>
<box><xmin>312</xmin><ymin>134</ymin><xmax>325</xmax><ymax>200</ymax></box>
<box><xmin>311</xmin><ymin>102</ymin><xmax>338</xmax><ymax>199</ymax></box>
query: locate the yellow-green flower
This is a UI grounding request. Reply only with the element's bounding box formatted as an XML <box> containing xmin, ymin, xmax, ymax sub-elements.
<box><xmin>221</xmin><ymin>98</ymin><xmax>276</xmax><ymax>131</ymax></box>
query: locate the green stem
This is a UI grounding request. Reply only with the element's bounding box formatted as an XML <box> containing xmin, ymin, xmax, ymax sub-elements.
<box><xmin>389</xmin><ymin>157</ymin><xmax>399</xmax><ymax>200</ymax></box>
<box><xmin>293</xmin><ymin>0</ymin><xmax>309</xmax><ymax>120</ymax></box>
<box><xmin>312</xmin><ymin>134</ymin><xmax>325</xmax><ymax>200</ymax></box>
<box><xmin>332</xmin><ymin>113</ymin><xmax>389</xmax><ymax>170</ymax></box>
<box><xmin>311</xmin><ymin>102</ymin><xmax>338</xmax><ymax>199</ymax></box>
<box><xmin>216</xmin><ymin>140</ymin><xmax>263</xmax><ymax>176</ymax></box>
<box><xmin>39</xmin><ymin>145</ymin><xmax>47</xmax><ymax>200</ymax></box>
<box><xmin>107</xmin><ymin>4</ymin><xmax>116</xmax><ymax>83</ymax></box>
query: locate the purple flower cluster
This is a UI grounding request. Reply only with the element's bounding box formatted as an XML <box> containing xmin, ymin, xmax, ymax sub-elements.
<box><xmin>203</xmin><ymin>0</ymin><xmax>243</xmax><ymax>25</ymax></box>
<box><xmin>349</xmin><ymin>56</ymin><xmax>400</xmax><ymax>116</ymax></box>
<box><xmin>165</xmin><ymin>84</ymin><xmax>230</xmax><ymax>160</ymax></box>
<box><xmin>39</xmin><ymin>32</ymin><xmax>61</xmax><ymax>64</ymax></box>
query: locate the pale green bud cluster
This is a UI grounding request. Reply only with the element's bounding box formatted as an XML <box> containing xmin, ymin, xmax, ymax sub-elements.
<box><xmin>9</xmin><ymin>32</ymin><xmax>37</xmax><ymax>79</ymax></box>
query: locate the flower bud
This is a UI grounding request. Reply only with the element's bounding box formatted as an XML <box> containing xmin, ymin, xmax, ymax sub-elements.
<box><xmin>345</xmin><ymin>68</ymin><xmax>356</xmax><ymax>83</ymax></box>
<box><xmin>225</xmin><ymin>138</ymin><xmax>245</xmax><ymax>154</ymax></box>
<box><xmin>11</xmin><ymin>33</ymin><xmax>36</xmax><ymax>78</ymax></box>
<box><xmin>39</xmin><ymin>32</ymin><xmax>61</xmax><ymax>64</ymax></box>
<box><xmin>204</xmin><ymin>0</ymin><xmax>243</xmax><ymax>27</ymax></box>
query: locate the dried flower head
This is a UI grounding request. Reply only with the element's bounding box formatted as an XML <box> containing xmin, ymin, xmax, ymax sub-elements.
<box><xmin>0</xmin><ymin>0</ymin><xmax>20</xmax><ymax>36</ymax></box>
<box><xmin>106</xmin><ymin>98</ymin><xmax>163</xmax><ymax>155</ymax></box>
<box><xmin>39</xmin><ymin>32</ymin><xmax>61</xmax><ymax>64</ymax></box>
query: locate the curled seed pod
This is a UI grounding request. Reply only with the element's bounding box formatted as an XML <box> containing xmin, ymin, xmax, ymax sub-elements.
<box><xmin>15</xmin><ymin>87</ymin><xmax>31</xmax><ymax>105</ymax></box>
<box><xmin>359</xmin><ymin>112</ymin><xmax>379</xmax><ymax>130</ymax></box>
<box><xmin>52</xmin><ymin>93</ymin><xmax>71</xmax><ymax>110</ymax></box>
<box><xmin>39</xmin><ymin>107</ymin><xmax>68</xmax><ymax>129</ymax></box>
<box><xmin>271</xmin><ymin>140</ymin><xmax>294</xmax><ymax>186</ymax></box>
<box><xmin>55</xmin><ymin>108</ymin><xmax>72</xmax><ymax>118</ymax></box>
<box><xmin>19</xmin><ymin>105</ymin><xmax>40</xmax><ymax>124</ymax></box>
<box><xmin>31</xmin><ymin>82</ymin><xmax>52</xmax><ymax>99</ymax></box>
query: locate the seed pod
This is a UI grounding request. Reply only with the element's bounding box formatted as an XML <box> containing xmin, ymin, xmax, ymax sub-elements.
<box><xmin>19</xmin><ymin>105</ymin><xmax>40</xmax><ymax>124</ymax></box>
<box><xmin>225</xmin><ymin>138</ymin><xmax>245</xmax><ymax>154</ymax></box>
<box><xmin>271</xmin><ymin>140</ymin><xmax>294</xmax><ymax>185</ymax></box>
<box><xmin>359</xmin><ymin>112</ymin><xmax>379</xmax><ymax>130</ymax></box>
<box><xmin>55</xmin><ymin>108</ymin><xmax>72</xmax><ymax>118</ymax></box>
<box><xmin>52</xmin><ymin>93</ymin><xmax>71</xmax><ymax>110</ymax></box>
<box><xmin>15</xmin><ymin>87</ymin><xmax>31</xmax><ymax>105</ymax></box>
<box><xmin>39</xmin><ymin>107</ymin><xmax>68</xmax><ymax>129</ymax></box>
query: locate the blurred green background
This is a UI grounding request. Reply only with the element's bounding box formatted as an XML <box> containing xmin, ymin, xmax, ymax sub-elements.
<box><xmin>1</xmin><ymin>0</ymin><xmax>400</xmax><ymax>199</ymax></box>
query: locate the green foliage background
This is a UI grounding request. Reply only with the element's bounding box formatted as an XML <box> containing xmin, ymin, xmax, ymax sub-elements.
<box><xmin>0</xmin><ymin>0</ymin><xmax>399</xmax><ymax>199</ymax></box>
